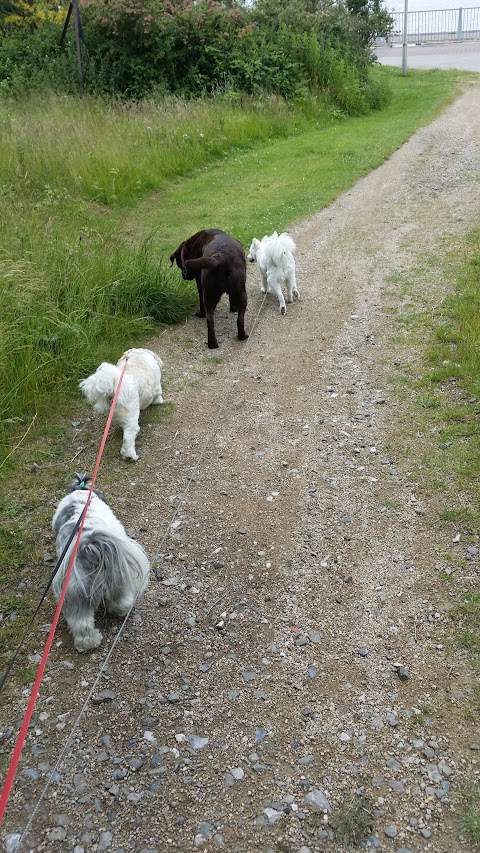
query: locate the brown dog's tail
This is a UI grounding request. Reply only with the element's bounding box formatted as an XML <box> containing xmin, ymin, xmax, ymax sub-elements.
<box><xmin>184</xmin><ymin>254</ymin><xmax>223</xmax><ymax>273</ymax></box>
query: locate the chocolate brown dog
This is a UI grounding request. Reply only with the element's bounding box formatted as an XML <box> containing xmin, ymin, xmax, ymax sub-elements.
<box><xmin>170</xmin><ymin>228</ymin><xmax>248</xmax><ymax>349</ymax></box>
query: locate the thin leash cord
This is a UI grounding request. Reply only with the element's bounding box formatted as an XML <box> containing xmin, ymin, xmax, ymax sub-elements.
<box><xmin>0</xmin><ymin>358</ymin><xmax>129</xmax><ymax>832</ymax></box>
<box><xmin>16</xmin><ymin>292</ymin><xmax>268</xmax><ymax>846</ymax></box>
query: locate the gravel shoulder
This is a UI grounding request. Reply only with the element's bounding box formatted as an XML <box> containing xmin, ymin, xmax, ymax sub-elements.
<box><xmin>2</xmin><ymin>83</ymin><xmax>480</xmax><ymax>853</ymax></box>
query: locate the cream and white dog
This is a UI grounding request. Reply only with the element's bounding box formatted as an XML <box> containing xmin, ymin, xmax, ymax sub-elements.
<box><xmin>247</xmin><ymin>231</ymin><xmax>299</xmax><ymax>314</ymax></box>
<box><xmin>80</xmin><ymin>347</ymin><xmax>164</xmax><ymax>461</ymax></box>
<box><xmin>52</xmin><ymin>476</ymin><xmax>150</xmax><ymax>652</ymax></box>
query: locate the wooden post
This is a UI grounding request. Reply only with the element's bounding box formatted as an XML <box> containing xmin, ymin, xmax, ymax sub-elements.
<box><xmin>72</xmin><ymin>0</ymin><xmax>84</xmax><ymax>94</ymax></box>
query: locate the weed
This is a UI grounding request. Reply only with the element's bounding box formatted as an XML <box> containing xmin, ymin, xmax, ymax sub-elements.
<box><xmin>459</xmin><ymin>784</ymin><xmax>480</xmax><ymax>846</ymax></box>
<box><xmin>380</xmin><ymin>498</ymin><xmax>402</xmax><ymax>510</ymax></box>
<box><xmin>438</xmin><ymin>507</ymin><xmax>478</xmax><ymax>532</ymax></box>
<box><xmin>331</xmin><ymin>794</ymin><xmax>374</xmax><ymax>846</ymax></box>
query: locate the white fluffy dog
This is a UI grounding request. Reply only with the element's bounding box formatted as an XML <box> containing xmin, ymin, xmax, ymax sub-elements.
<box><xmin>247</xmin><ymin>231</ymin><xmax>299</xmax><ymax>315</ymax></box>
<box><xmin>80</xmin><ymin>348</ymin><xmax>164</xmax><ymax>461</ymax></box>
<box><xmin>52</xmin><ymin>476</ymin><xmax>150</xmax><ymax>653</ymax></box>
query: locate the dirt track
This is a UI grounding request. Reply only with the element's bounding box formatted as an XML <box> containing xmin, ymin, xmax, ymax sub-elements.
<box><xmin>1</xmin><ymin>83</ymin><xmax>480</xmax><ymax>853</ymax></box>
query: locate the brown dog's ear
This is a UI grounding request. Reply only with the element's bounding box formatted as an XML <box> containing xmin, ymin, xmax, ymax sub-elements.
<box><xmin>169</xmin><ymin>244</ymin><xmax>183</xmax><ymax>266</ymax></box>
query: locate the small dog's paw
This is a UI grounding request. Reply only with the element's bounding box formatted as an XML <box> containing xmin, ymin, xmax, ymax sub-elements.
<box><xmin>261</xmin><ymin>287</ymin><xmax>267</xmax><ymax>294</ymax></box>
<box><xmin>74</xmin><ymin>629</ymin><xmax>103</xmax><ymax>653</ymax></box>
<box><xmin>280</xmin><ymin>305</ymin><xmax>286</xmax><ymax>315</ymax></box>
<box><xmin>121</xmin><ymin>448</ymin><xmax>139</xmax><ymax>461</ymax></box>
<box><xmin>294</xmin><ymin>290</ymin><xmax>300</xmax><ymax>300</ymax></box>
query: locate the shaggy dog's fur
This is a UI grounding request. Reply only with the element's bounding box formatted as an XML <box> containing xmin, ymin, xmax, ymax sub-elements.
<box><xmin>79</xmin><ymin>348</ymin><xmax>164</xmax><ymax>461</ymax></box>
<box><xmin>247</xmin><ymin>231</ymin><xmax>299</xmax><ymax>315</ymax></box>
<box><xmin>170</xmin><ymin>228</ymin><xmax>248</xmax><ymax>349</ymax></box>
<box><xmin>52</xmin><ymin>477</ymin><xmax>150</xmax><ymax>652</ymax></box>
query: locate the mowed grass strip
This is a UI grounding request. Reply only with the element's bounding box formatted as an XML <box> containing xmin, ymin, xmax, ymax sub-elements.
<box><xmin>126</xmin><ymin>67</ymin><xmax>466</xmax><ymax>250</ymax></box>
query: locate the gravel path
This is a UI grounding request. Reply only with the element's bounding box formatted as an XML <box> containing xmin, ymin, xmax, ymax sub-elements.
<box><xmin>2</xmin><ymin>82</ymin><xmax>480</xmax><ymax>853</ymax></box>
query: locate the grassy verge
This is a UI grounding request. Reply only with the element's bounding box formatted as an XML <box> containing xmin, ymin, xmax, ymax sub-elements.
<box><xmin>387</xmin><ymin>229</ymin><xmax>480</xmax><ymax>842</ymax></box>
<box><xmin>0</xmin><ymin>66</ymin><xmax>468</xmax><ymax>686</ymax></box>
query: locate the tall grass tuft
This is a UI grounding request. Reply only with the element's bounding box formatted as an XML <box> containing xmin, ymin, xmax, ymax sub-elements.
<box><xmin>0</xmin><ymin>235</ymin><xmax>197</xmax><ymax>453</ymax></box>
<box><xmin>0</xmin><ymin>91</ymin><xmax>311</xmax><ymax>209</ymax></box>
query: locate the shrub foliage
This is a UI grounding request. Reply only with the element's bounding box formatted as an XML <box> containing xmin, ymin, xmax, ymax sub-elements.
<box><xmin>0</xmin><ymin>0</ymin><xmax>393</xmax><ymax>111</ymax></box>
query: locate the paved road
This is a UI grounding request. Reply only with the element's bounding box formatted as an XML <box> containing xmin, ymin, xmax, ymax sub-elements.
<box><xmin>374</xmin><ymin>40</ymin><xmax>480</xmax><ymax>71</ymax></box>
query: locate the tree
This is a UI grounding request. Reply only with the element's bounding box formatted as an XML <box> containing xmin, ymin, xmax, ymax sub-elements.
<box><xmin>345</xmin><ymin>0</ymin><xmax>393</xmax><ymax>45</ymax></box>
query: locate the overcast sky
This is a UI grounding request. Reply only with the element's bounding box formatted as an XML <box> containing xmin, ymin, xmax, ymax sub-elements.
<box><xmin>386</xmin><ymin>0</ymin><xmax>479</xmax><ymax>12</ymax></box>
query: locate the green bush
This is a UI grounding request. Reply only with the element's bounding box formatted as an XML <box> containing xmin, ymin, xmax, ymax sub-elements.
<box><xmin>0</xmin><ymin>0</ymin><xmax>393</xmax><ymax>111</ymax></box>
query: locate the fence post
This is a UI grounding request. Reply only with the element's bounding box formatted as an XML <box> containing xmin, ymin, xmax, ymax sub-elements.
<box><xmin>456</xmin><ymin>7</ymin><xmax>463</xmax><ymax>41</ymax></box>
<box><xmin>402</xmin><ymin>0</ymin><xmax>409</xmax><ymax>74</ymax></box>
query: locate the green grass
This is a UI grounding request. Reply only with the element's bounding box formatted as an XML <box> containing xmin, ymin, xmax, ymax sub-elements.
<box><xmin>331</xmin><ymin>794</ymin><xmax>375</xmax><ymax>846</ymax></box>
<box><xmin>451</xmin><ymin>594</ymin><xmax>480</xmax><ymax>671</ymax></box>
<box><xmin>459</xmin><ymin>784</ymin><xmax>480</xmax><ymax>846</ymax></box>
<box><xmin>128</xmin><ymin>67</ymin><xmax>465</xmax><ymax>252</ymax></box>
<box><xmin>386</xmin><ymin>220</ymin><xmax>480</xmax><ymax>738</ymax></box>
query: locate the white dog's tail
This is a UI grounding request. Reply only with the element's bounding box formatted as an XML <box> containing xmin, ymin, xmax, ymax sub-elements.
<box><xmin>267</xmin><ymin>232</ymin><xmax>296</xmax><ymax>266</ymax></box>
<box><xmin>120</xmin><ymin>348</ymin><xmax>164</xmax><ymax>372</ymax></box>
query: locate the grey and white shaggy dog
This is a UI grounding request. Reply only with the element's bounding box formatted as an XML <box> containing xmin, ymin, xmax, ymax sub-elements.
<box><xmin>52</xmin><ymin>476</ymin><xmax>150</xmax><ymax>652</ymax></box>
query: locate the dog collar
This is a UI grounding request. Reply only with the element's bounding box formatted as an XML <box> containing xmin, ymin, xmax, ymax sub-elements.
<box><xmin>72</xmin><ymin>473</ymin><xmax>92</xmax><ymax>491</ymax></box>
<box><xmin>70</xmin><ymin>473</ymin><xmax>108</xmax><ymax>505</ymax></box>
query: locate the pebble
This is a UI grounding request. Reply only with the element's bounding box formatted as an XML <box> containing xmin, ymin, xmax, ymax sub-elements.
<box><xmin>263</xmin><ymin>807</ymin><xmax>283</xmax><ymax>824</ymax></box>
<box><xmin>188</xmin><ymin>734</ymin><xmax>209</xmax><ymax>750</ymax></box>
<box><xmin>384</xmin><ymin>824</ymin><xmax>397</xmax><ymax>838</ymax></box>
<box><xmin>48</xmin><ymin>828</ymin><xmax>67</xmax><ymax>842</ymax></box>
<box><xmin>92</xmin><ymin>690</ymin><xmax>115</xmax><ymax>704</ymax></box>
<box><xmin>298</xmin><ymin>754</ymin><xmax>315</xmax><ymax>765</ymax></box>
<box><xmin>231</xmin><ymin>767</ymin><xmax>244</xmax><ymax>781</ymax></box>
<box><xmin>304</xmin><ymin>788</ymin><xmax>331</xmax><ymax>813</ymax></box>
<box><xmin>241</xmin><ymin>671</ymin><xmax>256</xmax><ymax>682</ymax></box>
<box><xmin>97</xmin><ymin>833</ymin><xmax>113</xmax><ymax>852</ymax></box>
<box><xmin>22</xmin><ymin>768</ymin><xmax>39</xmax><ymax>781</ymax></box>
<box><xmin>4</xmin><ymin>835</ymin><xmax>21</xmax><ymax>853</ymax></box>
<box><xmin>395</xmin><ymin>666</ymin><xmax>410</xmax><ymax>681</ymax></box>
<box><xmin>255</xmin><ymin>728</ymin><xmax>268</xmax><ymax>744</ymax></box>
<box><xmin>358</xmin><ymin>647</ymin><xmax>369</xmax><ymax>657</ymax></box>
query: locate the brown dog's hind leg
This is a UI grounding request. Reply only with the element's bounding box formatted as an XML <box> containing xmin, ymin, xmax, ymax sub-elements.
<box><xmin>206</xmin><ymin>311</ymin><xmax>219</xmax><ymax>348</ymax></box>
<box><xmin>237</xmin><ymin>311</ymin><xmax>248</xmax><ymax>341</ymax></box>
<box><xmin>195</xmin><ymin>277</ymin><xmax>206</xmax><ymax>317</ymax></box>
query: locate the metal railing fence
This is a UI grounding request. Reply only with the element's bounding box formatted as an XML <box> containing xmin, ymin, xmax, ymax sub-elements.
<box><xmin>382</xmin><ymin>6</ymin><xmax>480</xmax><ymax>43</ymax></box>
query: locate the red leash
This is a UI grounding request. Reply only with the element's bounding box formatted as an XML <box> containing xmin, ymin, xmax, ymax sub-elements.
<box><xmin>0</xmin><ymin>358</ymin><xmax>128</xmax><ymax>825</ymax></box>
